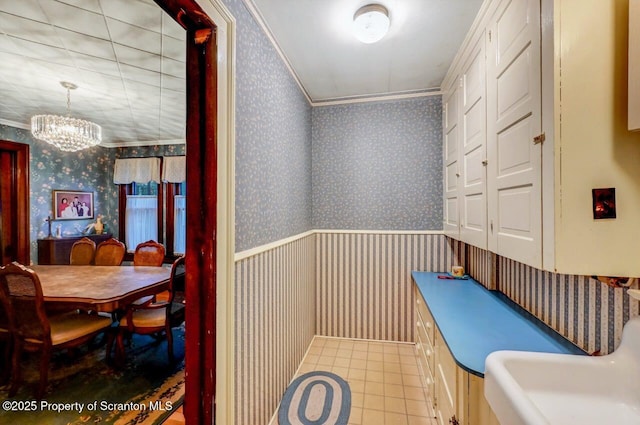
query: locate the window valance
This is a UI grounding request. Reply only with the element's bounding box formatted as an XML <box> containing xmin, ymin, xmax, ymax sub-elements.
<box><xmin>113</xmin><ymin>158</ymin><xmax>161</xmax><ymax>184</ymax></box>
<box><xmin>162</xmin><ymin>156</ymin><xmax>186</xmax><ymax>183</ymax></box>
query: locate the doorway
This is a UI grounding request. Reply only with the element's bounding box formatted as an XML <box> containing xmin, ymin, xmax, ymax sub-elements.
<box><xmin>0</xmin><ymin>140</ymin><xmax>29</xmax><ymax>265</ymax></box>
<box><xmin>153</xmin><ymin>0</ymin><xmax>235</xmax><ymax>423</ymax></box>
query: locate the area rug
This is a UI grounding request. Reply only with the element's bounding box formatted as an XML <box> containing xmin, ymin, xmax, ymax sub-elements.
<box><xmin>278</xmin><ymin>371</ymin><xmax>351</xmax><ymax>425</ymax></box>
<box><xmin>0</xmin><ymin>324</ymin><xmax>185</xmax><ymax>425</ymax></box>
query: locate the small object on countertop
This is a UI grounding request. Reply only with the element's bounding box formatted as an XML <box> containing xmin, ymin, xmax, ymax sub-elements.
<box><xmin>437</xmin><ymin>273</ymin><xmax>469</xmax><ymax>280</ymax></box>
<box><xmin>452</xmin><ymin>265</ymin><xmax>465</xmax><ymax>277</ymax></box>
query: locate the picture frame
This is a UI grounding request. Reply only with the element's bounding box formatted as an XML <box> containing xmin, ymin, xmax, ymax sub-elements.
<box><xmin>53</xmin><ymin>190</ymin><xmax>94</xmax><ymax>220</ymax></box>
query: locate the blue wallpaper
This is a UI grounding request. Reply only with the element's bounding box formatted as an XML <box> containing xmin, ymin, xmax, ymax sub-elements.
<box><xmin>225</xmin><ymin>0</ymin><xmax>313</xmax><ymax>252</ymax></box>
<box><xmin>312</xmin><ymin>97</ymin><xmax>443</xmax><ymax>230</ymax></box>
<box><xmin>0</xmin><ymin>124</ymin><xmax>187</xmax><ymax>263</ymax></box>
<box><xmin>0</xmin><ymin>124</ymin><xmax>117</xmax><ymax>263</ymax></box>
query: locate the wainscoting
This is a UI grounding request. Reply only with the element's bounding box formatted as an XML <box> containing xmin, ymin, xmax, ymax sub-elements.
<box><xmin>232</xmin><ymin>231</ymin><xmax>638</xmax><ymax>425</ymax></box>
<box><xmin>463</xmin><ymin>239</ymin><xmax>640</xmax><ymax>355</ymax></box>
<box><xmin>315</xmin><ymin>232</ymin><xmax>464</xmax><ymax>342</ymax></box>
<box><xmin>234</xmin><ymin>233</ymin><xmax>316</xmax><ymax>425</ymax></box>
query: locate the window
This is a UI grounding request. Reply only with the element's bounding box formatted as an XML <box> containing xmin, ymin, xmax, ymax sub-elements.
<box><xmin>173</xmin><ymin>182</ymin><xmax>186</xmax><ymax>254</ymax></box>
<box><xmin>115</xmin><ymin>157</ymin><xmax>186</xmax><ymax>258</ymax></box>
<box><xmin>125</xmin><ymin>183</ymin><xmax>159</xmax><ymax>252</ymax></box>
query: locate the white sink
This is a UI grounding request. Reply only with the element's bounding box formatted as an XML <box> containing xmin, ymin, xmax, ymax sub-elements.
<box><xmin>485</xmin><ymin>316</ymin><xmax>640</xmax><ymax>425</ymax></box>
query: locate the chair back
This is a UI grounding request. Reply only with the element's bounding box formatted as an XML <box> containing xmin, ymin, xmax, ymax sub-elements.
<box><xmin>94</xmin><ymin>238</ymin><xmax>126</xmax><ymax>266</ymax></box>
<box><xmin>0</xmin><ymin>262</ymin><xmax>50</xmax><ymax>344</ymax></box>
<box><xmin>133</xmin><ymin>240</ymin><xmax>165</xmax><ymax>267</ymax></box>
<box><xmin>70</xmin><ymin>237</ymin><xmax>96</xmax><ymax>265</ymax></box>
<box><xmin>167</xmin><ymin>256</ymin><xmax>185</xmax><ymax>303</ymax></box>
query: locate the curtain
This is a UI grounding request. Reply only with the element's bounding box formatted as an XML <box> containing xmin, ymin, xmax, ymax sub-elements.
<box><xmin>125</xmin><ymin>195</ymin><xmax>158</xmax><ymax>252</ymax></box>
<box><xmin>162</xmin><ymin>156</ymin><xmax>186</xmax><ymax>183</ymax></box>
<box><xmin>113</xmin><ymin>158</ymin><xmax>161</xmax><ymax>184</ymax></box>
<box><xmin>174</xmin><ymin>195</ymin><xmax>186</xmax><ymax>254</ymax></box>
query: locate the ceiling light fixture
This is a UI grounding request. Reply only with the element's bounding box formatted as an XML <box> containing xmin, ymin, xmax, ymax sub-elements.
<box><xmin>31</xmin><ymin>81</ymin><xmax>102</xmax><ymax>152</ymax></box>
<box><xmin>353</xmin><ymin>4</ymin><xmax>390</xmax><ymax>44</ymax></box>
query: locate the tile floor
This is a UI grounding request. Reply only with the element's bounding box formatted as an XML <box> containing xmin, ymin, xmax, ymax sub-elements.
<box><xmin>272</xmin><ymin>336</ymin><xmax>437</xmax><ymax>425</ymax></box>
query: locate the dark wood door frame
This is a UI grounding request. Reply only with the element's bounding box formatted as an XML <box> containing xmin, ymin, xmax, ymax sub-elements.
<box><xmin>153</xmin><ymin>1</ymin><xmax>218</xmax><ymax>423</ymax></box>
<box><xmin>0</xmin><ymin>140</ymin><xmax>30</xmax><ymax>265</ymax></box>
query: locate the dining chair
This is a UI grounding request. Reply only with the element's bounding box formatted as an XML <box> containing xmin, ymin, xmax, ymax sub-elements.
<box><xmin>108</xmin><ymin>256</ymin><xmax>185</xmax><ymax>366</ymax></box>
<box><xmin>0</xmin><ymin>262</ymin><xmax>113</xmax><ymax>398</ymax></box>
<box><xmin>131</xmin><ymin>240</ymin><xmax>166</xmax><ymax>306</ymax></box>
<box><xmin>133</xmin><ymin>240</ymin><xmax>165</xmax><ymax>267</ymax></box>
<box><xmin>69</xmin><ymin>237</ymin><xmax>96</xmax><ymax>265</ymax></box>
<box><xmin>94</xmin><ymin>238</ymin><xmax>126</xmax><ymax>266</ymax></box>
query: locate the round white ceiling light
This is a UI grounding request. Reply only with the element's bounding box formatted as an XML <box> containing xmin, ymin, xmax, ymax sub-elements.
<box><xmin>353</xmin><ymin>4</ymin><xmax>390</xmax><ymax>44</ymax></box>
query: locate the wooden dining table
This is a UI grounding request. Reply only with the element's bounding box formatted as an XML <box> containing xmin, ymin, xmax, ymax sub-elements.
<box><xmin>30</xmin><ymin>265</ymin><xmax>173</xmax><ymax>313</ymax></box>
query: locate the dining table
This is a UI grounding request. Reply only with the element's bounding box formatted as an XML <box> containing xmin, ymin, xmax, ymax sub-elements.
<box><xmin>30</xmin><ymin>265</ymin><xmax>173</xmax><ymax>313</ymax></box>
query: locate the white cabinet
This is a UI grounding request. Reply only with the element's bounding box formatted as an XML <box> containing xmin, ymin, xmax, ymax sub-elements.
<box><xmin>486</xmin><ymin>0</ymin><xmax>542</xmax><ymax>268</ymax></box>
<box><xmin>414</xmin><ymin>286</ymin><xmax>499</xmax><ymax>425</ymax></box>
<box><xmin>442</xmin><ymin>30</ymin><xmax>488</xmax><ymax>250</ymax></box>
<box><xmin>443</xmin><ymin>0</ymin><xmax>640</xmax><ymax>276</ymax></box>
<box><xmin>460</xmin><ymin>33</ymin><xmax>488</xmax><ymax>250</ymax></box>
<box><xmin>443</xmin><ymin>78</ymin><xmax>461</xmax><ymax>237</ymax></box>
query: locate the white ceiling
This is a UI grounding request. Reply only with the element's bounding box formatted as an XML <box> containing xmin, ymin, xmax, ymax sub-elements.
<box><xmin>0</xmin><ymin>0</ymin><xmax>186</xmax><ymax>148</ymax></box>
<box><xmin>249</xmin><ymin>0</ymin><xmax>484</xmax><ymax>103</ymax></box>
<box><xmin>0</xmin><ymin>0</ymin><xmax>484</xmax><ymax>147</ymax></box>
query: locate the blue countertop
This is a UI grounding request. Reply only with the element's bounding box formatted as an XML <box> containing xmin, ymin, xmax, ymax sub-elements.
<box><xmin>412</xmin><ymin>271</ymin><xmax>585</xmax><ymax>377</ymax></box>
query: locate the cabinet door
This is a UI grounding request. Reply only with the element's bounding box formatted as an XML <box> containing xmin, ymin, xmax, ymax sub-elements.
<box><xmin>460</xmin><ymin>33</ymin><xmax>488</xmax><ymax>249</ymax></box>
<box><xmin>443</xmin><ymin>78</ymin><xmax>461</xmax><ymax>238</ymax></box>
<box><xmin>435</xmin><ymin>328</ymin><xmax>459</xmax><ymax>425</ymax></box>
<box><xmin>487</xmin><ymin>0</ymin><xmax>542</xmax><ymax>268</ymax></box>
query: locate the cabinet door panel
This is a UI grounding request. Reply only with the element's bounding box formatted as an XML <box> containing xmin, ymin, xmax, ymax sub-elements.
<box><xmin>443</xmin><ymin>82</ymin><xmax>461</xmax><ymax>237</ymax></box>
<box><xmin>487</xmin><ymin>0</ymin><xmax>542</xmax><ymax>268</ymax></box>
<box><xmin>460</xmin><ymin>34</ymin><xmax>488</xmax><ymax>250</ymax></box>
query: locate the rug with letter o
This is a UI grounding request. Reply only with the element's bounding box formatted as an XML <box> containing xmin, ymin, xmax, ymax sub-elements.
<box><xmin>278</xmin><ymin>371</ymin><xmax>351</xmax><ymax>425</ymax></box>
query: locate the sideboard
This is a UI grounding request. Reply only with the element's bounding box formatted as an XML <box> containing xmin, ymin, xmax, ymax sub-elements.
<box><xmin>37</xmin><ymin>234</ymin><xmax>113</xmax><ymax>265</ymax></box>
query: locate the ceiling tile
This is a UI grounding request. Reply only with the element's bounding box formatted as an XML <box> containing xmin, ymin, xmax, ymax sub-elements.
<box><xmin>2</xmin><ymin>0</ymin><xmax>48</xmax><ymax>22</ymax></box>
<box><xmin>119</xmin><ymin>63</ymin><xmax>161</xmax><ymax>87</ymax></box>
<box><xmin>0</xmin><ymin>12</ymin><xmax>61</xmax><ymax>46</ymax></box>
<box><xmin>161</xmin><ymin>13</ymin><xmax>184</xmax><ymax>41</ymax></box>
<box><xmin>99</xmin><ymin>0</ymin><xmax>162</xmax><ymax>33</ymax></box>
<box><xmin>55</xmin><ymin>26</ymin><xmax>115</xmax><ymax>60</ymax></box>
<box><xmin>40</xmin><ymin>1</ymin><xmax>110</xmax><ymax>40</ymax></box>
<box><xmin>114</xmin><ymin>43</ymin><xmax>160</xmax><ymax>72</ymax></box>
<box><xmin>56</xmin><ymin>0</ymin><xmax>102</xmax><ymax>14</ymax></box>
<box><xmin>161</xmin><ymin>56</ymin><xmax>184</xmax><ymax>78</ymax></box>
<box><xmin>69</xmin><ymin>51</ymin><xmax>121</xmax><ymax>76</ymax></box>
<box><xmin>106</xmin><ymin>18</ymin><xmax>161</xmax><ymax>54</ymax></box>
<box><xmin>161</xmin><ymin>34</ymin><xmax>184</xmax><ymax>62</ymax></box>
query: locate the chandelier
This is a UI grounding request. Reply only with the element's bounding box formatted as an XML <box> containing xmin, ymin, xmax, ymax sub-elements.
<box><xmin>31</xmin><ymin>81</ymin><xmax>102</xmax><ymax>152</ymax></box>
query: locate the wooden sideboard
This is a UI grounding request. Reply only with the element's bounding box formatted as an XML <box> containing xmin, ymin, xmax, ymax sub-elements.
<box><xmin>37</xmin><ymin>234</ymin><xmax>113</xmax><ymax>265</ymax></box>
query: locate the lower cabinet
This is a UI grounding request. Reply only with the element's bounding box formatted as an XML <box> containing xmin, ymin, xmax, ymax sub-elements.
<box><xmin>415</xmin><ymin>286</ymin><xmax>500</xmax><ymax>425</ymax></box>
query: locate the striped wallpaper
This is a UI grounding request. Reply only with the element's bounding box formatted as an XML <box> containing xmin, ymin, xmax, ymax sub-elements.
<box><xmin>233</xmin><ymin>230</ymin><xmax>636</xmax><ymax>424</ymax></box>
<box><xmin>466</xmin><ymin>244</ymin><xmax>495</xmax><ymax>290</ymax></box>
<box><xmin>316</xmin><ymin>232</ymin><xmax>464</xmax><ymax>342</ymax></box>
<box><xmin>234</xmin><ymin>234</ymin><xmax>316</xmax><ymax>425</ymax></box>
<box><xmin>496</xmin><ymin>257</ymin><xmax>639</xmax><ymax>355</ymax></box>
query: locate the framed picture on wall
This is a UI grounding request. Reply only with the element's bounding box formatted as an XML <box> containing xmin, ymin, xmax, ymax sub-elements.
<box><xmin>53</xmin><ymin>190</ymin><xmax>94</xmax><ymax>220</ymax></box>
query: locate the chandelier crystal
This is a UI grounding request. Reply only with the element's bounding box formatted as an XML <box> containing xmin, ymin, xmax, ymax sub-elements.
<box><xmin>31</xmin><ymin>82</ymin><xmax>102</xmax><ymax>152</ymax></box>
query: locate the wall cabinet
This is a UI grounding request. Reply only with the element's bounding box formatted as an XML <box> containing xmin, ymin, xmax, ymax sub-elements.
<box><xmin>414</xmin><ymin>286</ymin><xmax>499</xmax><ymax>425</ymax></box>
<box><xmin>442</xmin><ymin>0</ymin><xmax>640</xmax><ymax>276</ymax></box>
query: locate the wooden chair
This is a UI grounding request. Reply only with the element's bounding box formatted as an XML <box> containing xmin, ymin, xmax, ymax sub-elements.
<box><xmin>108</xmin><ymin>256</ymin><xmax>185</xmax><ymax>366</ymax></box>
<box><xmin>132</xmin><ymin>240</ymin><xmax>166</xmax><ymax>306</ymax></box>
<box><xmin>69</xmin><ymin>237</ymin><xmax>96</xmax><ymax>265</ymax></box>
<box><xmin>133</xmin><ymin>240</ymin><xmax>165</xmax><ymax>267</ymax></box>
<box><xmin>94</xmin><ymin>238</ymin><xmax>125</xmax><ymax>266</ymax></box>
<box><xmin>0</xmin><ymin>262</ymin><xmax>112</xmax><ymax>398</ymax></box>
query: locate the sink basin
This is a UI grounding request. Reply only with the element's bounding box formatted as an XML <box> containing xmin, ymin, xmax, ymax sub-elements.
<box><xmin>485</xmin><ymin>316</ymin><xmax>640</xmax><ymax>425</ymax></box>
